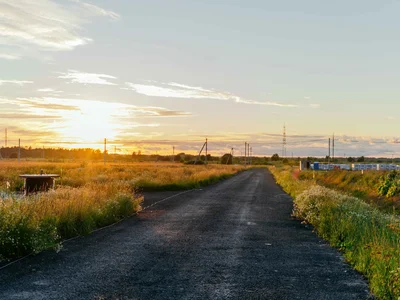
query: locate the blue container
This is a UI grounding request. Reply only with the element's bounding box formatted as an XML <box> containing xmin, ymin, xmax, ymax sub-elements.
<box><xmin>314</xmin><ymin>162</ymin><xmax>320</xmax><ymax>170</ymax></box>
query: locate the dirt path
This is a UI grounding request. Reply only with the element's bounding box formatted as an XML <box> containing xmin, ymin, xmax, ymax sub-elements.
<box><xmin>0</xmin><ymin>169</ymin><xmax>371</xmax><ymax>299</ymax></box>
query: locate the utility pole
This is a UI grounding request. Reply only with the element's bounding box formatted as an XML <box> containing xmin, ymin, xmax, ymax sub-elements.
<box><xmin>250</xmin><ymin>147</ymin><xmax>252</xmax><ymax>165</ymax></box>
<box><xmin>18</xmin><ymin>138</ymin><xmax>20</xmax><ymax>163</ymax></box>
<box><xmin>244</xmin><ymin>142</ymin><xmax>247</xmax><ymax>166</ymax></box>
<box><xmin>173</xmin><ymin>146</ymin><xmax>175</xmax><ymax>162</ymax></box>
<box><xmin>5</xmin><ymin>128</ymin><xmax>7</xmax><ymax>148</ymax></box>
<box><xmin>104</xmin><ymin>138</ymin><xmax>107</xmax><ymax>166</ymax></box>
<box><xmin>42</xmin><ymin>146</ymin><xmax>45</xmax><ymax>159</ymax></box>
<box><xmin>205</xmin><ymin>138</ymin><xmax>208</xmax><ymax>164</ymax></box>
<box><xmin>195</xmin><ymin>140</ymin><xmax>207</xmax><ymax>164</ymax></box>
<box><xmin>329</xmin><ymin>138</ymin><xmax>331</xmax><ymax>159</ymax></box>
<box><xmin>282</xmin><ymin>124</ymin><xmax>287</xmax><ymax>158</ymax></box>
<box><xmin>248</xmin><ymin>143</ymin><xmax>250</xmax><ymax>164</ymax></box>
<box><xmin>332</xmin><ymin>134</ymin><xmax>335</xmax><ymax>162</ymax></box>
<box><xmin>114</xmin><ymin>145</ymin><xmax>117</xmax><ymax>162</ymax></box>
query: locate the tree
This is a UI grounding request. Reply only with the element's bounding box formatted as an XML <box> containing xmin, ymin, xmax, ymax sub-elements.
<box><xmin>347</xmin><ymin>157</ymin><xmax>355</xmax><ymax>162</ymax></box>
<box><xmin>271</xmin><ymin>153</ymin><xmax>280</xmax><ymax>161</ymax></box>
<box><xmin>357</xmin><ymin>156</ymin><xmax>365</xmax><ymax>162</ymax></box>
<box><xmin>221</xmin><ymin>153</ymin><xmax>233</xmax><ymax>165</ymax></box>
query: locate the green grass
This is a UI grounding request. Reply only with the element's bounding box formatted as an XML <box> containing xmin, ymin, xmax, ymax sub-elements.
<box><xmin>298</xmin><ymin>169</ymin><xmax>400</xmax><ymax>212</ymax></box>
<box><xmin>269</xmin><ymin>166</ymin><xmax>400</xmax><ymax>300</ymax></box>
<box><xmin>135</xmin><ymin>173</ymin><xmax>236</xmax><ymax>191</ymax></box>
<box><xmin>0</xmin><ymin>183</ymin><xmax>142</xmax><ymax>261</ymax></box>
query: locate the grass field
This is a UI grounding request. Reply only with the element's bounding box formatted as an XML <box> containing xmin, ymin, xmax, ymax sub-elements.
<box><xmin>269</xmin><ymin>166</ymin><xmax>400</xmax><ymax>300</ymax></box>
<box><xmin>298</xmin><ymin>169</ymin><xmax>400</xmax><ymax>212</ymax></box>
<box><xmin>0</xmin><ymin>161</ymin><xmax>245</xmax><ymax>261</ymax></box>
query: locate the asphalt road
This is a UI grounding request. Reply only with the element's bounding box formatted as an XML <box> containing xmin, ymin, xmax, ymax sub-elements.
<box><xmin>0</xmin><ymin>169</ymin><xmax>372</xmax><ymax>300</ymax></box>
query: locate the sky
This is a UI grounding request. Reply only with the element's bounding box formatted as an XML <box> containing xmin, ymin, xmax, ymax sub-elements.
<box><xmin>1</xmin><ymin>0</ymin><xmax>400</xmax><ymax>157</ymax></box>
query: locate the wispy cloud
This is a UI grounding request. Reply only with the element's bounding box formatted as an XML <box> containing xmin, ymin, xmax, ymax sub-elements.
<box><xmin>0</xmin><ymin>113</ymin><xmax>61</xmax><ymax>119</ymax></box>
<box><xmin>125</xmin><ymin>81</ymin><xmax>298</xmax><ymax>107</ymax></box>
<box><xmin>0</xmin><ymin>53</ymin><xmax>20</xmax><ymax>60</ymax></box>
<box><xmin>71</xmin><ymin>0</ymin><xmax>120</xmax><ymax>20</ymax></box>
<box><xmin>0</xmin><ymin>0</ymin><xmax>120</xmax><ymax>52</ymax></box>
<box><xmin>37</xmin><ymin>88</ymin><xmax>64</xmax><ymax>95</ymax></box>
<box><xmin>58</xmin><ymin>70</ymin><xmax>117</xmax><ymax>85</ymax></box>
<box><xmin>0</xmin><ymin>80</ymin><xmax>33</xmax><ymax>86</ymax></box>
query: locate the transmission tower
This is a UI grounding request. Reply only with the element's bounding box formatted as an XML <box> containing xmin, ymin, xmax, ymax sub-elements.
<box><xmin>282</xmin><ymin>124</ymin><xmax>287</xmax><ymax>158</ymax></box>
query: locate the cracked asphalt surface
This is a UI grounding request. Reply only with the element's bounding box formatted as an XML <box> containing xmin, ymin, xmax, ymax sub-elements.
<box><xmin>0</xmin><ymin>168</ymin><xmax>372</xmax><ymax>299</ymax></box>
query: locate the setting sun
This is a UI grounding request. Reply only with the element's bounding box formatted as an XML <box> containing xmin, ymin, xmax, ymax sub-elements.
<box><xmin>56</xmin><ymin>100</ymin><xmax>120</xmax><ymax>143</ymax></box>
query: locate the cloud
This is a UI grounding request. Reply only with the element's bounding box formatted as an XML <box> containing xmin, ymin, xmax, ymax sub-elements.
<box><xmin>15</xmin><ymin>98</ymin><xmax>80</xmax><ymax>111</ymax></box>
<box><xmin>130</xmin><ymin>106</ymin><xmax>192</xmax><ymax>117</ymax></box>
<box><xmin>37</xmin><ymin>88</ymin><xmax>55</xmax><ymax>92</ymax></box>
<box><xmin>0</xmin><ymin>113</ymin><xmax>60</xmax><ymax>119</ymax></box>
<box><xmin>0</xmin><ymin>0</ymin><xmax>120</xmax><ymax>52</ymax></box>
<box><xmin>309</xmin><ymin>103</ymin><xmax>320</xmax><ymax>108</ymax></box>
<box><xmin>0</xmin><ymin>80</ymin><xmax>33</xmax><ymax>86</ymax></box>
<box><xmin>58</xmin><ymin>70</ymin><xmax>117</xmax><ymax>85</ymax></box>
<box><xmin>1</xmin><ymin>97</ymin><xmax>192</xmax><ymax>145</ymax></box>
<box><xmin>37</xmin><ymin>88</ymin><xmax>64</xmax><ymax>95</ymax></box>
<box><xmin>71</xmin><ymin>0</ymin><xmax>120</xmax><ymax>20</ymax></box>
<box><xmin>125</xmin><ymin>81</ymin><xmax>298</xmax><ymax>107</ymax></box>
<box><xmin>0</xmin><ymin>53</ymin><xmax>20</xmax><ymax>60</ymax></box>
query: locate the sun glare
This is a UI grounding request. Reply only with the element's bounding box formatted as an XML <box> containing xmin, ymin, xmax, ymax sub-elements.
<box><xmin>55</xmin><ymin>100</ymin><xmax>121</xmax><ymax>144</ymax></box>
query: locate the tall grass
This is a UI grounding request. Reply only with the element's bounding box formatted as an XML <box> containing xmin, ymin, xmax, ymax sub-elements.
<box><xmin>0</xmin><ymin>161</ymin><xmax>245</xmax><ymax>192</ymax></box>
<box><xmin>298</xmin><ymin>169</ymin><xmax>400</xmax><ymax>212</ymax></box>
<box><xmin>269</xmin><ymin>166</ymin><xmax>400</xmax><ymax>299</ymax></box>
<box><xmin>0</xmin><ymin>182</ymin><xmax>142</xmax><ymax>260</ymax></box>
<box><xmin>0</xmin><ymin>161</ymin><xmax>245</xmax><ymax>261</ymax></box>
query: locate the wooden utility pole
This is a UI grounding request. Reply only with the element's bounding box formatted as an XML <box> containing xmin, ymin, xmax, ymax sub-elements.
<box><xmin>104</xmin><ymin>138</ymin><xmax>107</xmax><ymax>166</ymax></box>
<box><xmin>18</xmin><ymin>138</ymin><xmax>20</xmax><ymax>163</ymax></box>
<box><xmin>205</xmin><ymin>138</ymin><xmax>208</xmax><ymax>164</ymax></box>
<box><xmin>248</xmin><ymin>143</ymin><xmax>250</xmax><ymax>164</ymax></box>
<box><xmin>195</xmin><ymin>141</ymin><xmax>207</xmax><ymax>164</ymax></box>
<box><xmin>332</xmin><ymin>134</ymin><xmax>335</xmax><ymax>162</ymax></box>
<box><xmin>172</xmin><ymin>146</ymin><xmax>175</xmax><ymax>162</ymax></box>
<box><xmin>244</xmin><ymin>142</ymin><xmax>247</xmax><ymax>166</ymax></box>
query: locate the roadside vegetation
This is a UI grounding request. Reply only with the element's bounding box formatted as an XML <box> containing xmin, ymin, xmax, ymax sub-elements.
<box><xmin>269</xmin><ymin>166</ymin><xmax>400</xmax><ymax>299</ymax></box>
<box><xmin>298</xmin><ymin>169</ymin><xmax>400</xmax><ymax>212</ymax></box>
<box><xmin>0</xmin><ymin>161</ymin><xmax>245</xmax><ymax>261</ymax></box>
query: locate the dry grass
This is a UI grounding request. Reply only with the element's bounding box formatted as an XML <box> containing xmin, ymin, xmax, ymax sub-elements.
<box><xmin>0</xmin><ymin>161</ymin><xmax>245</xmax><ymax>261</ymax></box>
<box><xmin>0</xmin><ymin>161</ymin><xmax>245</xmax><ymax>192</ymax></box>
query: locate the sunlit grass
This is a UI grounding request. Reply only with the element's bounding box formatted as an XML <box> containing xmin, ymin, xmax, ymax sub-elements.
<box><xmin>0</xmin><ymin>161</ymin><xmax>245</xmax><ymax>261</ymax></box>
<box><xmin>269</xmin><ymin>166</ymin><xmax>400</xmax><ymax>300</ymax></box>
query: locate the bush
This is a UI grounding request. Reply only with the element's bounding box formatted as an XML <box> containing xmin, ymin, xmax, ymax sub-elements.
<box><xmin>378</xmin><ymin>171</ymin><xmax>400</xmax><ymax>197</ymax></box>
